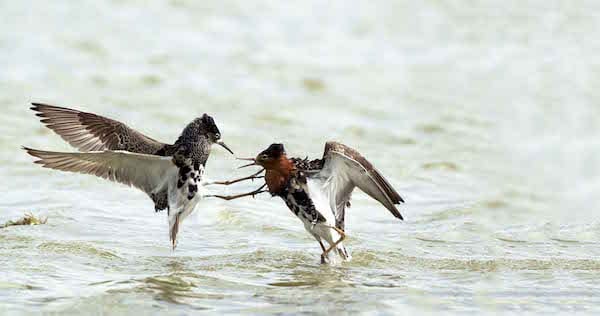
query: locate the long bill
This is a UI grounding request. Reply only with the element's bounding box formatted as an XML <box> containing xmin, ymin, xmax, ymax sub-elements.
<box><xmin>216</xmin><ymin>141</ymin><xmax>234</xmax><ymax>155</ymax></box>
<box><xmin>236</xmin><ymin>157</ymin><xmax>258</xmax><ymax>169</ymax></box>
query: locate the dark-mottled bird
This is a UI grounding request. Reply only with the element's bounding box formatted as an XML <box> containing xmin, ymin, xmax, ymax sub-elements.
<box><xmin>210</xmin><ymin>141</ymin><xmax>404</xmax><ymax>263</ymax></box>
<box><xmin>23</xmin><ymin>103</ymin><xmax>234</xmax><ymax>249</ymax></box>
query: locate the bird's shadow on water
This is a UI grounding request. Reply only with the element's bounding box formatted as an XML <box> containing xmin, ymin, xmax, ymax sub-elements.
<box><xmin>121</xmin><ymin>249</ymin><xmax>410</xmax><ymax>310</ymax></box>
<box><xmin>267</xmin><ymin>263</ymin><xmax>351</xmax><ymax>288</ymax></box>
<box><xmin>113</xmin><ymin>257</ymin><xmax>226</xmax><ymax>310</ymax></box>
<box><xmin>259</xmin><ymin>247</ymin><xmax>436</xmax><ymax>292</ymax></box>
<box><xmin>254</xmin><ymin>249</ymin><xmax>404</xmax><ymax>289</ymax></box>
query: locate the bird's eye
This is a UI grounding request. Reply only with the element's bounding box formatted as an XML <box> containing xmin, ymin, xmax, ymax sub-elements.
<box><xmin>214</xmin><ymin>133</ymin><xmax>221</xmax><ymax>139</ymax></box>
<box><xmin>260</xmin><ymin>154</ymin><xmax>269</xmax><ymax>160</ymax></box>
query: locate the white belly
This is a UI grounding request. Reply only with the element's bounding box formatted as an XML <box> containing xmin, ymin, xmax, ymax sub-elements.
<box><xmin>303</xmin><ymin>178</ymin><xmax>342</xmax><ymax>245</ymax></box>
<box><xmin>167</xmin><ymin>164</ymin><xmax>207</xmax><ymax>247</ymax></box>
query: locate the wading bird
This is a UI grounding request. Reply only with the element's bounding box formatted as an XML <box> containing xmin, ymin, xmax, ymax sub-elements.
<box><xmin>210</xmin><ymin>142</ymin><xmax>404</xmax><ymax>263</ymax></box>
<box><xmin>23</xmin><ymin>103</ymin><xmax>234</xmax><ymax>249</ymax></box>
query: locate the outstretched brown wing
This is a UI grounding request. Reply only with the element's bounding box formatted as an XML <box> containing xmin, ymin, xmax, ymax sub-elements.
<box><xmin>31</xmin><ymin>103</ymin><xmax>167</xmax><ymax>153</ymax></box>
<box><xmin>310</xmin><ymin>141</ymin><xmax>404</xmax><ymax>229</ymax></box>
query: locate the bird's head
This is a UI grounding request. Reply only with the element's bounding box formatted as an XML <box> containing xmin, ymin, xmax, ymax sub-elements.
<box><xmin>199</xmin><ymin>113</ymin><xmax>234</xmax><ymax>155</ymax></box>
<box><xmin>238</xmin><ymin>143</ymin><xmax>291</xmax><ymax>172</ymax></box>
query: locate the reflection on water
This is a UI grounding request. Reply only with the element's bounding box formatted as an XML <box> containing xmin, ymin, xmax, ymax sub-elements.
<box><xmin>141</xmin><ymin>274</ymin><xmax>223</xmax><ymax>305</ymax></box>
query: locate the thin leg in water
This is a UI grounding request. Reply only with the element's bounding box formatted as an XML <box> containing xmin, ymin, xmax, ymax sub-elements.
<box><xmin>319</xmin><ymin>240</ymin><xmax>328</xmax><ymax>264</ymax></box>
<box><xmin>206</xmin><ymin>169</ymin><xmax>265</xmax><ymax>186</ymax></box>
<box><xmin>322</xmin><ymin>226</ymin><xmax>347</xmax><ymax>260</ymax></box>
<box><xmin>207</xmin><ymin>183</ymin><xmax>268</xmax><ymax>201</ymax></box>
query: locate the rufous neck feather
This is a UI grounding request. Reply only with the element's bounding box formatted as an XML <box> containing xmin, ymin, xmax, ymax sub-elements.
<box><xmin>264</xmin><ymin>156</ymin><xmax>295</xmax><ymax>194</ymax></box>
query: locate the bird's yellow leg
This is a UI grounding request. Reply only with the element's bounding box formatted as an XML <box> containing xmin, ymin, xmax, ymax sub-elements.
<box><xmin>207</xmin><ymin>183</ymin><xmax>268</xmax><ymax>201</ymax></box>
<box><xmin>206</xmin><ymin>169</ymin><xmax>265</xmax><ymax>186</ymax></box>
<box><xmin>322</xmin><ymin>226</ymin><xmax>347</xmax><ymax>259</ymax></box>
<box><xmin>319</xmin><ymin>240</ymin><xmax>328</xmax><ymax>264</ymax></box>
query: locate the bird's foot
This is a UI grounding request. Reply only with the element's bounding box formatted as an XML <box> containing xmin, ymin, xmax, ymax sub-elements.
<box><xmin>320</xmin><ymin>252</ymin><xmax>332</xmax><ymax>264</ymax></box>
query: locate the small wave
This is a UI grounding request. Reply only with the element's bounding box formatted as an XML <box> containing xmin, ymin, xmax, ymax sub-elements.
<box><xmin>483</xmin><ymin>200</ymin><xmax>508</xmax><ymax>209</ymax></box>
<box><xmin>415</xmin><ymin>236</ymin><xmax>448</xmax><ymax>243</ymax></box>
<box><xmin>214</xmin><ymin>209</ymin><xmax>244</xmax><ymax>226</ymax></box>
<box><xmin>0</xmin><ymin>281</ymin><xmax>43</xmax><ymax>290</ymax></box>
<box><xmin>495</xmin><ymin>236</ymin><xmax>528</xmax><ymax>243</ymax></box>
<box><xmin>268</xmin><ymin>280</ymin><xmax>321</xmax><ymax>287</ymax></box>
<box><xmin>302</xmin><ymin>78</ymin><xmax>326</xmax><ymax>92</ymax></box>
<box><xmin>352</xmin><ymin>251</ymin><xmax>600</xmax><ymax>271</ymax></box>
<box><xmin>37</xmin><ymin>241</ymin><xmax>120</xmax><ymax>259</ymax></box>
<box><xmin>549</xmin><ymin>238</ymin><xmax>582</xmax><ymax>243</ymax></box>
<box><xmin>422</xmin><ymin>161</ymin><xmax>459</xmax><ymax>171</ymax></box>
<box><xmin>416</xmin><ymin>124</ymin><xmax>445</xmax><ymax>134</ymax></box>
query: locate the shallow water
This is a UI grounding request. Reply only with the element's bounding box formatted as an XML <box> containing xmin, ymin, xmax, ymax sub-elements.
<box><xmin>1</xmin><ymin>1</ymin><xmax>599</xmax><ymax>314</ymax></box>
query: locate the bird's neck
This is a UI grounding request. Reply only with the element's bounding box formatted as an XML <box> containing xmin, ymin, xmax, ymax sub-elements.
<box><xmin>170</xmin><ymin>121</ymin><xmax>211</xmax><ymax>159</ymax></box>
<box><xmin>265</xmin><ymin>157</ymin><xmax>296</xmax><ymax>194</ymax></box>
<box><xmin>174</xmin><ymin>119</ymin><xmax>210</xmax><ymax>146</ymax></box>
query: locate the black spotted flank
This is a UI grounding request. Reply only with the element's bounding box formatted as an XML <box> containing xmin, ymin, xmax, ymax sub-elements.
<box><xmin>25</xmin><ymin>103</ymin><xmax>229</xmax><ymax>249</ymax></box>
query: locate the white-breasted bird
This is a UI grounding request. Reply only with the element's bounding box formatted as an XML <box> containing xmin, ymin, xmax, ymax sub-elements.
<box><xmin>23</xmin><ymin>103</ymin><xmax>234</xmax><ymax>249</ymax></box>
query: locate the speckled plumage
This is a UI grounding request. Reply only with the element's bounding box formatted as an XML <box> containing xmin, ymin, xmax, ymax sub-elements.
<box><xmin>250</xmin><ymin>142</ymin><xmax>404</xmax><ymax>262</ymax></box>
<box><xmin>276</xmin><ymin>172</ymin><xmax>326</xmax><ymax>225</ymax></box>
<box><xmin>25</xmin><ymin>103</ymin><xmax>231</xmax><ymax>249</ymax></box>
<box><xmin>158</xmin><ymin>117</ymin><xmax>215</xmax><ymax>212</ymax></box>
<box><xmin>30</xmin><ymin>103</ymin><xmax>221</xmax><ymax>212</ymax></box>
<box><xmin>290</xmin><ymin>157</ymin><xmax>323</xmax><ymax>171</ymax></box>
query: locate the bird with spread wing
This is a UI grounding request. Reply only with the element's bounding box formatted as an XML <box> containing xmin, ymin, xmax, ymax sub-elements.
<box><xmin>209</xmin><ymin>142</ymin><xmax>404</xmax><ymax>263</ymax></box>
<box><xmin>23</xmin><ymin>103</ymin><xmax>234</xmax><ymax>249</ymax></box>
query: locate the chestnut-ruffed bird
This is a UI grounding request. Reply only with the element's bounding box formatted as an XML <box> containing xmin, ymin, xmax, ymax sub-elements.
<box><xmin>211</xmin><ymin>142</ymin><xmax>404</xmax><ymax>263</ymax></box>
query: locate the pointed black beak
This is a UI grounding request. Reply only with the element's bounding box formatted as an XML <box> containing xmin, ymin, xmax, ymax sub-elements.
<box><xmin>216</xmin><ymin>141</ymin><xmax>234</xmax><ymax>155</ymax></box>
<box><xmin>236</xmin><ymin>157</ymin><xmax>257</xmax><ymax>168</ymax></box>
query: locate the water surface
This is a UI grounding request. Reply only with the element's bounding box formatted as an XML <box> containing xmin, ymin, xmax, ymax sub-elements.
<box><xmin>1</xmin><ymin>1</ymin><xmax>599</xmax><ymax>314</ymax></box>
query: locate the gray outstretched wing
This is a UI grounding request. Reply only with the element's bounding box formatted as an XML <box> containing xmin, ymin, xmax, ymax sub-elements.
<box><xmin>31</xmin><ymin>103</ymin><xmax>167</xmax><ymax>153</ymax></box>
<box><xmin>23</xmin><ymin>147</ymin><xmax>177</xmax><ymax>196</ymax></box>
<box><xmin>309</xmin><ymin>141</ymin><xmax>404</xmax><ymax>229</ymax></box>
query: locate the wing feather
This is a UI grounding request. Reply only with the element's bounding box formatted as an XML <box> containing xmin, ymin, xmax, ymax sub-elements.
<box><xmin>313</xmin><ymin>141</ymin><xmax>404</xmax><ymax>225</ymax></box>
<box><xmin>23</xmin><ymin>147</ymin><xmax>177</xmax><ymax>196</ymax></box>
<box><xmin>31</xmin><ymin>103</ymin><xmax>167</xmax><ymax>153</ymax></box>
